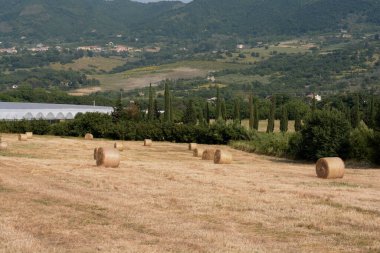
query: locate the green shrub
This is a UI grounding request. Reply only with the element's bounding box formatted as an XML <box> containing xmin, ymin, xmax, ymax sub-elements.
<box><xmin>370</xmin><ymin>132</ymin><xmax>380</xmax><ymax>164</ymax></box>
<box><xmin>349</xmin><ymin>122</ymin><xmax>374</xmax><ymax>161</ymax></box>
<box><xmin>230</xmin><ymin>131</ymin><xmax>292</xmax><ymax>157</ymax></box>
<box><xmin>297</xmin><ymin>109</ymin><xmax>350</xmax><ymax>160</ymax></box>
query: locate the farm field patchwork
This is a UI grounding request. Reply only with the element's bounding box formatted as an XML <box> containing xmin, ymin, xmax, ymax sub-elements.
<box><xmin>0</xmin><ymin>134</ymin><xmax>379</xmax><ymax>252</ymax></box>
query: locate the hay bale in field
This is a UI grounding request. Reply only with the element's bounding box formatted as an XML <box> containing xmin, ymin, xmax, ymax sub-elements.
<box><xmin>85</xmin><ymin>133</ymin><xmax>93</xmax><ymax>140</ymax></box>
<box><xmin>114</xmin><ymin>142</ymin><xmax>124</xmax><ymax>151</ymax></box>
<box><xmin>94</xmin><ymin>148</ymin><xmax>98</xmax><ymax>160</ymax></box>
<box><xmin>96</xmin><ymin>147</ymin><xmax>120</xmax><ymax>168</ymax></box>
<box><xmin>144</xmin><ymin>139</ymin><xmax>152</xmax><ymax>146</ymax></box>
<box><xmin>202</xmin><ymin>149</ymin><xmax>216</xmax><ymax>160</ymax></box>
<box><xmin>18</xmin><ymin>134</ymin><xmax>28</xmax><ymax>141</ymax></box>
<box><xmin>193</xmin><ymin>148</ymin><xmax>204</xmax><ymax>157</ymax></box>
<box><xmin>189</xmin><ymin>143</ymin><xmax>197</xmax><ymax>151</ymax></box>
<box><xmin>0</xmin><ymin>142</ymin><xmax>8</xmax><ymax>150</ymax></box>
<box><xmin>214</xmin><ymin>149</ymin><xmax>232</xmax><ymax>164</ymax></box>
<box><xmin>316</xmin><ymin>157</ymin><xmax>345</xmax><ymax>179</ymax></box>
<box><xmin>25</xmin><ymin>132</ymin><xmax>33</xmax><ymax>139</ymax></box>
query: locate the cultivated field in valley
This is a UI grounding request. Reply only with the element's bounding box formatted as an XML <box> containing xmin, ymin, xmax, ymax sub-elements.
<box><xmin>0</xmin><ymin>134</ymin><xmax>379</xmax><ymax>252</ymax></box>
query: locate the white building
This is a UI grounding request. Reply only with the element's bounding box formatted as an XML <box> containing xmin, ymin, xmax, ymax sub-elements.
<box><xmin>0</xmin><ymin>102</ymin><xmax>113</xmax><ymax>120</ymax></box>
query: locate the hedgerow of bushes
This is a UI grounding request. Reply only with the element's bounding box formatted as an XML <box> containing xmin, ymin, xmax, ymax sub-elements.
<box><xmin>231</xmin><ymin>109</ymin><xmax>380</xmax><ymax>165</ymax></box>
<box><xmin>0</xmin><ymin>112</ymin><xmax>249</xmax><ymax>145</ymax></box>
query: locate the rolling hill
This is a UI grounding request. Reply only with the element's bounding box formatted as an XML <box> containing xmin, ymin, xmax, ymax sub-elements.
<box><xmin>0</xmin><ymin>0</ymin><xmax>184</xmax><ymax>42</ymax></box>
<box><xmin>0</xmin><ymin>0</ymin><xmax>380</xmax><ymax>42</ymax></box>
<box><xmin>143</xmin><ymin>0</ymin><xmax>380</xmax><ymax>38</ymax></box>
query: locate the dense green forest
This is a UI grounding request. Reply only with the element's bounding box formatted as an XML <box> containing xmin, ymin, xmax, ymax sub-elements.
<box><xmin>0</xmin><ymin>0</ymin><xmax>183</xmax><ymax>42</ymax></box>
<box><xmin>1</xmin><ymin>0</ymin><xmax>380</xmax><ymax>43</ymax></box>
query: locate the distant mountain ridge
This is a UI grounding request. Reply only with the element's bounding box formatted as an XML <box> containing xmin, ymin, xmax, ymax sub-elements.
<box><xmin>0</xmin><ymin>0</ymin><xmax>184</xmax><ymax>42</ymax></box>
<box><xmin>143</xmin><ymin>0</ymin><xmax>380</xmax><ymax>38</ymax></box>
<box><xmin>0</xmin><ymin>0</ymin><xmax>379</xmax><ymax>43</ymax></box>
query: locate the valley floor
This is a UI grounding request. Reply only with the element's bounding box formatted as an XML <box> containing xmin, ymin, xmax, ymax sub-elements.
<box><xmin>0</xmin><ymin>134</ymin><xmax>379</xmax><ymax>252</ymax></box>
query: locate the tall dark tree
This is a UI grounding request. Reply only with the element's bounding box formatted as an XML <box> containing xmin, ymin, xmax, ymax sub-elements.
<box><xmin>183</xmin><ymin>99</ymin><xmax>197</xmax><ymax>125</ymax></box>
<box><xmin>112</xmin><ymin>96</ymin><xmax>125</xmax><ymax>122</ymax></box>
<box><xmin>352</xmin><ymin>94</ymin><xmax>360</xmax><ymax>128</ymax></box>
<box><xmin>376</xmin><ymin>102</ymin><xmax>380</xmax><ymax>131</ymax></box>
<box><xmin>205</xmin><ymin>102</ymin><xmax>210</xmax><ymax>125</ymax></box>
<box><xmin>148</xmin><ymin>83</ymin><xmax>154</xmax><ymax>121</ymax></box>
<box><xmin>164</xmin><ymin>81</ymin><xmax>170</xmax><ymax>123</ymax></box>
<box><xmin>153</xmin><ymin>99</ymin><xmax>160</xmax><ymax>120</ymax></box>
<box><xmin>267</xmin><ymin>96</ymin><xmax>276</xmax><ymax>133</ymax></box>
<box><xmin>215</xmin><ymin>86</ymin><xmax>222</xmax><ymax>120</ymax></box>
<box><xmin>253</xmin><ymin>100</ymin><xmax>259</xmax><ymax>130</ymax></box>
<box><xmin>169</xmin><ymin>94</ymin><xmax>174</xmax><ymax>122</ymax></box>
<box><xmin>221</xmin><ymin>99</ymin><xmax>227</xmax><ymax>121</ymax></box>
<box><xmin>198</xmin><ymin>107</ymin><xmax>205</xmax><ymax>125</ymax></box>
<box><xmin>294</xmin><ymin>110</ymin><xmax>302</xmax><ymax>132</ymax></box>
<box><xmin>367</xmin><ymin>95</ymin><xmax>376</xmax><ymax>129</ymax></box>
<box><xmin>311</xmin><ymin>94</ymin><xmax>317</xmax><ymax>113</ymax></box>
<box><xmin>233</xmin><ymin>99</ymin><xmax>241</xmax><ymax>124</ymax></box>
<box><xmin>280</xmin><ymin>105</ymin><xmax>288</xmax><ymax>133</ymax></box>
<box><xmin>249</xmin><ymin>94</ymin><xmax>254</xmax><ymax>129</ymax></box>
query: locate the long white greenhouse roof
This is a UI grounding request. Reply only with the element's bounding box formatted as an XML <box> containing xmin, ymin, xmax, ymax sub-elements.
<box><xmin>0</xmin><ymin>102</ymin><xmax>113</xmax><ymax>120</ymax></box>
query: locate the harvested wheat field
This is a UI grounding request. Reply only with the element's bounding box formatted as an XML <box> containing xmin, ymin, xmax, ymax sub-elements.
<box><xmin>0</xmin><ymin>134</ymin><xmax>379</xmax><ymax>253</ymax></box>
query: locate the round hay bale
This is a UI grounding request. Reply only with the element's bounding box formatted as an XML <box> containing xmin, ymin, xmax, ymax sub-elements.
<box><xmin>214</xmin><ymin>149</ymin><xmax>232</xmax><ymax>164</ymax></box>
<box><xmin>202</xmin><ymin>149</ymin><xmax>216</xmax><ymax>160</ymax></box>
<box><xmin>0</xmin><ymin>142</ymin><xmax>8</xmax><ymax>151</ymax></box>
<box><xmin>193</xmin><ymin>148</ymin><xmax>204</xmax><ymax>157</ymax></box>
<box><xmin>316</xmin><ymin>157</ymin><xmax>345</xmax><ymax>179</ymax></box>
<box><xmin>189</xmin><ymin>143</ymin><xmax>197</xmax><ymax>151</ymax></box>
<box><xmin>18</xmin><ymin>134</ymin><xmax>28</xmax><ymax>141</ymax></box>
<box><xmin>114</xmin><ymin>142</ymin><xmax>124</xmax><ymax>151</ymax></box>
<box><xmin>96</xmin><ymin>147</ymin><xmax>120</xmax><ymax>168</ymax></box>
<box><xmin>144</xmin><ymin>139</ymin><xmax>152</xmax><ymax>146</ymax></box>
<box><xmin>25</xmin><ymin>132</ymin><xmax>33</xmax><ymax>139</ymax></box>
<box><xmin>85</xmin><ymin>133</ymin><xmax>93</xmax><ymax>140</ymax></box>
<box><xmin>94</xmin><ymin>148</ymin><xmax>98</xmax><ymax>160</ymax></box>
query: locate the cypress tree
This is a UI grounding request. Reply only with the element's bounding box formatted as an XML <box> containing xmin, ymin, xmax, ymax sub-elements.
<box><xmin>233</xmin><ymin>99</ymin><xmax>241</xmax><ymax>124</ymax></box>
<box><xmin>198</xmin><ymin>107</ymin><xmax>205</xmax><ymax>125</ymax></box>
<box><xmin>345</xmin><ymin>105</ymin><xmax>352</xmax><ymax>128</ymax></box>
<box><xmin>249</xmin><ymin>94</ymin><xmax>254</xmax><ymax>129</ymax></box>
<box><xmin>280</xmin><ymin>105</ymin><xmax>288</xmax><ymax>133</ymax></box>
<box><xmin>153</xmin><ymin>99</ymin><xmax>160</xmax><ymax>120</ymax></box>
<box><xmin>112</xmin><ymin>96</ymin><xmax>124</xmax><ymax>122</ymax></box>
<box><xmin>164</xmin><ymin>81</ymin><xmax>170</xmax><ymax>122</ymax></box>
<box><xmin>215</xmin><ymin>86</ymin><xmax>222</xmax><ymax>120</ymax></box>
<box><xmin>205</xmin><ymin>102</ymin><xmax>210</xmax><ymax>125</ymax></box>
<box><xmin>267</xmin><ymin>96</ymin><xmax>276</xmax><ymax>133</ymax></box>
<box><xmin>148</xmin><ymin>83</ymin><xmax>154</xmax><ymax>121</ymax></box>
<box><xmin>183</xmin><ymin>99</ymin><xmax>197</xmax><ymax>125</ymax></box>
<box><xmin>294</xmin><ymin>110</ymin><xmax>302</xmax><ymax>132</ymax></box>
<box><xmin>221</xmin><ymin>99</ymin><xmax>227</xmax><ymax>121</ymax></box>
<box><xmin>367</xmin><ymin>95</ymin><xmax>376</xmax><ymax>129</ymax></box>
<box><xmin>311</xmin><ymin>94</ymin><xmax>317</xmax><ymax>113</ymax></box>
<box><xmin>376</xmin><ymin>102</ymin><xmax>380</xmax><ymax>131</ymax></box>
<box><xmin>253</xmin><ymin>100</ymin><xmax>259</xmax><ymax>130</ymax></box>
<box><xmin>169</xmin><ymin>94</ymin><xmax>174</xmax><ymax>123</ymax></box>
<box><xmin>352</xmin><ymin>94</ymin><xmax>360</xmax><ymax>128</ymax></box>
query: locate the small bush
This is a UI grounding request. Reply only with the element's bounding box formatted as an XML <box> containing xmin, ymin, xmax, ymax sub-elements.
<box><xmin>349</xmin><ymin>122</ymin><xmax>374</xmax><ymax>161</ymax></box>
<box><xmin>230</xmin><ymin>131</ymin><xmax>292</xmax><ymax>157</ymax></box>
<box><xmin>297</xmin><ymin>109</ymin><xmax>350</xmax><ymax>161</ymax></box>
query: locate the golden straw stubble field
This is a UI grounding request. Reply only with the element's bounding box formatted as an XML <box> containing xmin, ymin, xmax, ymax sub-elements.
<box><xmin>0</xmin><ymin>134</ymin><xmax>379</xmax><ymax>253</ymax></box>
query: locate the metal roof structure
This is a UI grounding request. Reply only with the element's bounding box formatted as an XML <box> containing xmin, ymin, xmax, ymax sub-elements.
<box><xmin>0</xmin><ymin>102</ymin><xmax>113</xmax><ymax>120</ymax></box>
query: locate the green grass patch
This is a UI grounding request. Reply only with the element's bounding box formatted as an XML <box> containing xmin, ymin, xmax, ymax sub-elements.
<box><xmin>217</xmin><ymin>74</ymin><xmax>270</xmax><ymax>85</ymax></box>
<box><xmin>50</xmin><ymin>56</ymin><xmax>126</xmax><ymax>73</ymax></box>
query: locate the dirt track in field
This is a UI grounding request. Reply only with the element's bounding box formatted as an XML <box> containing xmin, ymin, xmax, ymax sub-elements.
<box><xmin>0</xmin><ymin>134</ymin><xmax>379</xmax><ymax>252</ymax></box>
